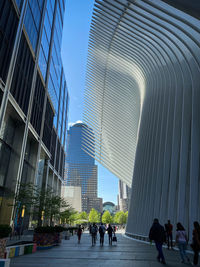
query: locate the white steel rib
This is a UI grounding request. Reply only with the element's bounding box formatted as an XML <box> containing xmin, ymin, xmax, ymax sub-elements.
<box><xmin>83</xmin><ymin>0</ymin><xmax>200</xmax><ymax>238</ymax></box>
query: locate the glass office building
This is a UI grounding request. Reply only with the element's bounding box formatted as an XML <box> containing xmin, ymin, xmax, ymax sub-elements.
<box><xmin>118</xmin><ymin>180</ymin><xmax>131</xmax><ymax>212</ymax></box>
<box><xmin>83</xmin><ymin>0</ymin><xmax>200</xmax><ymax>239</ymax></box>
<box><xmin>0</xmin><ymin>0</ymin><xmax>69</xmax><ymax>225</ymax></box>
<box><xmin>65</xmin><ymin>122</ymin><xmax>102</xmax><ymax>212</ymax></box>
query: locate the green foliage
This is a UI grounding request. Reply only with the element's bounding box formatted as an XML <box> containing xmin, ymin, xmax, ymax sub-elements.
<box><xmin>88</xmin><ymin>208</ymin><xmax>100</xmax><ymax>223</ymax></box>
<box><xmin>68</xmin><ymin>211</ymin><xmax>79</xmax><ymax>225</ymax></box>
<box><xmin>125</xmin><ymin>211</ymin><xmax>128</xmax><ymax>222</ymax></box>
<box><xmin>0</xmin><ymin>225</ymin><xmax>12</xmax><ymax>238</ymax></box>
<box><xmin>74</xmin><ymin>211</ymin><xmax>88</xmax><ymax>224</ymax></box>
<box><xmin>60</xmin><ymin>209</ymin><xmax>75</xmax><ymax>224</ymax></box>
<box><xmin>113</xmin><ymin>211</ymin><xmax>127</xmax><ymax>225</ymax></box>
<box><xmin>13</xmin><ymin>183</ymin><xmax>38</xmax><ymax>216</ymax></box>
<box><xmin>34</xmin><ymin>226</ymin><xmax>65</xmax><ymax>233</ymax></box>
<box><xmin>102</xmin><ymin>210</ymin><xmax>113</xmax><ymax>224</ymax></box>
<box><xmin>79</xmin><ymin>211</ymin><xmax>88</xmax><ymax>220</ymax></box>
<box><xmin>11</xmin><ymin>183</ymin><xmax>71</xmax><ymax>226</ymax></box>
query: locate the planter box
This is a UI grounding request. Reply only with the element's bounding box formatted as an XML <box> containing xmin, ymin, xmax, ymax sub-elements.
<box><xmin>6</xmin><ymin>243</ymin><xmax>36</xmax><ymax>258</ymax></box>
<box><xmin>0</xmin><ymin>238</ymin><xmax>7</xmax><ymax>259</ymax></box>
<box><xmin>0</xmin><ymin>259</ymin><xmax>10</xmax><ymax>267</ymax></box>
<box><xmin>33</xmin><ymin>233</ymin><xmax>61</xmax><ymax>248</ymax></box>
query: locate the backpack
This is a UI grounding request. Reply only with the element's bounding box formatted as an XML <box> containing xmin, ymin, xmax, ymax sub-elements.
<box><xmin>91</xmin><ymin>226</ymin><xmax>97</xmax><ymax>234</ymax></box>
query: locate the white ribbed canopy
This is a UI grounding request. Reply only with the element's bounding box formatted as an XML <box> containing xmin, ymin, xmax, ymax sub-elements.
<box><xmin>83</xmin><ymin>0</ymin><xmax>200</xmax><ymax>238</ymax></box>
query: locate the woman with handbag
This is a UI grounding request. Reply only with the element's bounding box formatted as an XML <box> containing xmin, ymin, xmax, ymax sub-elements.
<box><xmin>191</xmin><ymin>221</ymin><xmax>200</xmax><ymax>265</ymax></box>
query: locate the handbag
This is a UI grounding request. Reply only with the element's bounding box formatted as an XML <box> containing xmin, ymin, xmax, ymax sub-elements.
<box><xmin>112</xmin><ymin>235</ymin><xmax>117</xmax><ymax>242</ymax></box>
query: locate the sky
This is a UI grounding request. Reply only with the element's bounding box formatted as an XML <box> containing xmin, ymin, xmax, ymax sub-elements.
<box><xmin>61</xmin><ymin>0</ymin><xmax>119</xmax><ymax>204</ymax></box>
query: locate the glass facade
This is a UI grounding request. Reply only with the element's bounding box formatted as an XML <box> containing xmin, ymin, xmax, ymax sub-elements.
<box><xmin>0</xmin><ymin>0</ymin><xmax>69</xmax><ymax>225</ymax></box>
<box><xmin>66</xmin><ymin>123</ymin><xmax>98</xmax><ymax>212</ymax></box>
<box><xmin>24</xmin><ymin>0</ymin><xmax>43</xmax><ymax>52</ymax></box>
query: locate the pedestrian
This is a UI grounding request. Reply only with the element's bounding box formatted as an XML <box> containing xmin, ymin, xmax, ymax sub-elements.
<box><xmin>89</xmin><ymin>224</ymin><xmax>92</xmax><ymax>235</ymax></box>
<box><xmin>191</xmin><ymin>221</ymin><xmax>200</xmax><ymax>266</ymax></box>
<box><xmin>107</xmin><ymin>224</ymin><xmax>113</xmax><ymax>245</ymax></box>
<box><xmin>77</xmin><ymin>225</ymin><xmax>82</xmax><ymax>244</ymax></box>
<box><xmin>149</xmin><ymin>218</ymin><xmax>166</xmax><ymax>265</ymax></box>
<box><xmin>165</xmin><ymin>220</ymin><xmax>173</xmax><ymax>249</ymax></box>
<box><xmin>175</xmin><ymin>222</ymin><xmax>190</xmax><ymax>263</ymax></box>
<box><xmin>91</xmin><ymin>223</ymin><xmax>97</xmax><ymax>246</ymax></box>
<box><xmin>99</xmin><ymin>223</ymin><xmax>106</xmax><ymax>246</ymax></box>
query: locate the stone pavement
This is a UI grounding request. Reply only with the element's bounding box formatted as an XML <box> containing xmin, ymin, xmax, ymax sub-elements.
<box><xmin>10</xmin><ymin>231</ymin><xmax>193</xmax><ymax>267</ymax></box>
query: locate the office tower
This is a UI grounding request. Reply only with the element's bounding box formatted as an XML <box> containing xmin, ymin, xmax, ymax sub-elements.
<box><xmin>83</xmin><ymin>0</ymin><xmax>200</xmax><ymax>239</ymax></box>
<box><xmin>0</xmin><ymin>0</ymin><xmax>69</xmax><ymax>225</ymax></box>
<box><xmin>61</xmin><ymin>186</ymin><xmax>82</xmax><ymax>213</ymax></box>
<box><xmin>65</xmin><ymin>122</ymin><xmax>102</xmax><ymax>213</ymax></box>
<box><xmin>118</xmin><ymin>180</ymin><xmax>131</xmax><ymax>212</ymax></box>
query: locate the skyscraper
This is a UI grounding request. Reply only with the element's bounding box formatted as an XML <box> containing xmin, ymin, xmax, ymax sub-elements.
<box><xmin>118</xmin><ymin>180</ymin><xmax>131</xmax><ymax>212</ymax></box>
<box><xmin>65</xmin><ymin>122</ymin><xmax>102</xmax><ymax>213</ymax></box>
<box><xmin>0</xmin><ymin>0</ymin><xmax>68</xmax><ymax>225</ymax></box>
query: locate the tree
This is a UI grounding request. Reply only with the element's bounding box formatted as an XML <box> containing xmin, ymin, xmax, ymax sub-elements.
<box><xmin>60</xmin><ymin>208</ymin><xmax>75</xmax><ymax>224</ymax></box>
<box><xmin>113</xmin><ymin>211</ymin><xmax>127</xmax><ymax>225</ymax></box>
<box><xmin>125</xmin><ymin>211</ymin><xmax>128</xmax><ymax>224</ymax></box>
<box><xmin>68</xmin><ymin>211</ymin><xmax>79</xmax><ymax>225</ymax></box>
<box><xmin>12</xmin><ymin>183</ymin><xmax>38</xmax><ymax>217</ymax></box>
<box><xmin>102</xmin><ymin>210</ymin><xmax>113</xmax><ymax>224</ymax></box>
<box><xmin>11</xmin><ymin>183</ymin><xmax>71</xmax><ymax>226</ymax></box>
<box><xmin>88</xmin><ymin>208</ymin><xmax>100</xmax><ymax>223</ymax></box>
<box><xmin>75</xmin><ymin>211</ymin><xmax>88</xmax><ymax>224</ymax></box>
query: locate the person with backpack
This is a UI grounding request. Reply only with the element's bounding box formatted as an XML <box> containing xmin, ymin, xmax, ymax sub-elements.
<box><xmin>149</xmin><ymin>218</ymin><xmax>166</xmax><ymax>265</ymax></box>
<box><xmin>91</xmin><ymin>223</ymin><xmax>98</xmax><ymax>246</ymax></box>
<box><xmin>99</xmin><ymin>223</ymin><xmax>106</xmax><ymax>246</ymax></box>
<box><xmin>191</xmin><ymin>221</ymin><xmax>200</xmax><ymax>265</ymax></box>
<box><xmin>77</xmin><ymin>225</ymin><xmax>82</xmax><ymax>244</ymax></box>
<box><xmin>175</xmin><ymin>222</ymin><xmax>190</xmax><ymax>263</ymax></box>
<box><xmin>107</xmin><ymin>224</ymin><xmax>113</xmax><ymax>245</ymax></box>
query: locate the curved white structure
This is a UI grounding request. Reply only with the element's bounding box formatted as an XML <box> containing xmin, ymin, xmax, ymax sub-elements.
<box><xmin>83</xmin><ymin>0</ymin><xmax>200</xmax><ymax>238</ymax></box>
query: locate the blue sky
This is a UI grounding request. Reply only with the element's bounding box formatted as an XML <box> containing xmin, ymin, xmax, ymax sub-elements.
<box><xmin>61</xmin><ymin>0</ymin><xmax>119</xmax><ymax>204</ymax></box>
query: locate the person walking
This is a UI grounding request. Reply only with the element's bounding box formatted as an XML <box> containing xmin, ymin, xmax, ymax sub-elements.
<box><xmin>149</xmin><ymin>218</ymin><xmax>166</xmax><ymax>265</ymax></box>
<box><xmin>165</xmin><ymin>220</ymin><xmax>173</xmax><ymax>249</ymax></box>
<box><xmin>191</xmin><ymin>221</ymin><xmax>200</xmax><ymax>265</ymax></box>
<box><xmin>107</xmin><ymin>224</ymin><xmax>113</xmax><ymax>245</ymax></box>
<box><xmin>77</xmin><ymin>225</ymin><xmax>82</xmax><ymax>244</ymax></box>
<box><xmin>91</xmin><ymin>223</ymin><xmax>98</xmax><ymax>246</ymax></box>
<box><xmin>99</xmin><ymin>223</ymin><xmax>106</xmax><ymax>246</ymax></box>
<box><xmin>175</xmin><ymin>222</ymin><xmax>190</xmax><ymax>263</ymax></box>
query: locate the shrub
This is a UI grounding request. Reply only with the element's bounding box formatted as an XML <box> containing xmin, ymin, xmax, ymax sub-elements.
<box><xmin>34</xmin><ymin>226</ymin><xmax>66</xmax><ymax>233</ymax></box>
<box><xmin>0</xmin><ymin>225</ymin><xmax>12</xmax><ymax>238</ymax></box>
<box><xmin>34</xmin><ymin>226</ymin><xmax>55</xmax><ymax>233</ymax></box>
<box><xmin>54</xmin><ymin>226</ymin><xmax>65</xmax><ymax>232</ymax></box>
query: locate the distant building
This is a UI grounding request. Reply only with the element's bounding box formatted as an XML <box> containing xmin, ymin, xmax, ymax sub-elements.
<box><xmin>87</xmin><ymin>197</ymin><xmax>103</xmax><ymax>213</ymax></box>
<box><xmin>103</xmin><ymin>202</ymin><xmax>116</xmax><ymax>215</ymax></box>
<box><xmin>62</xmin><ymin>186</ymin><xmax>82</xmax><ymax>212</ymax></box>
<box><xmin>118</xmin><ymin>180</ymin><xmax>131</xmax><ymax>212</ymax></box>
<box><xmin>65</xmin><ymin>122</ymin><xmax>100</xmax><ymax>212</ymax></box>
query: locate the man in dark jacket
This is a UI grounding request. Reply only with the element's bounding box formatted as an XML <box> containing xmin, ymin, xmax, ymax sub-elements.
<box><xmin>149</xmin><ymin>218</ymin><xmax>166</xmax><ymax>264</ymax></box>
<box><xmin>107</xmin><ymin>224</ymin><xmax>113</xmax><ymax>245</ymax></box>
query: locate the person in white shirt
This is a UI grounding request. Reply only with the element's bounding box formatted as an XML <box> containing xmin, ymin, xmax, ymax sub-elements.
<box><xmin>176</xmin><ymin>222</ymin><xmax>190</xmax><ymax>263</ymax></box>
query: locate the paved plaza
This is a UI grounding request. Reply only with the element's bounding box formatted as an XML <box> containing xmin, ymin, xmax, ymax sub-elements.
<box><xmin>10</xmin><ymin>231</ymin><xmax>193</xmax><ymax>267</ymax></box>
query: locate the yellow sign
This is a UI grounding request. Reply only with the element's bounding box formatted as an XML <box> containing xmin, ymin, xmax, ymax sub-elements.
<box><xmin>21</xmin><ymin>205</ymin><xmax>25</xmax><ymax>218</ymax></box>
<box><xmin>41</xmin><ymin>210</ymin><xmax>44</xmax><ymax>221</ymax></box>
